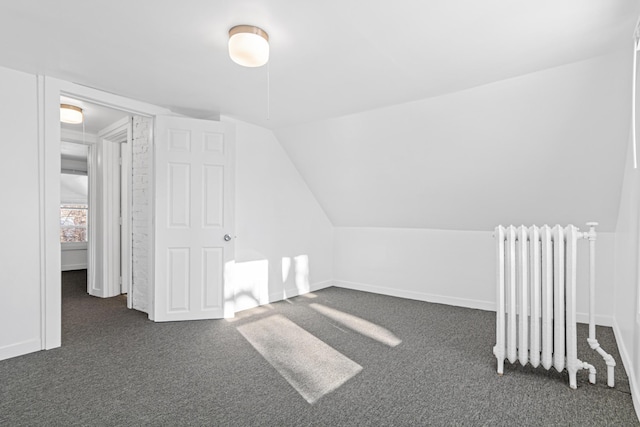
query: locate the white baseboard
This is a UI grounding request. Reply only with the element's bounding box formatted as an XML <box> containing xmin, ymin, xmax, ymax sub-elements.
<box><xmin>612</xmin><ymin>317</ymin><xmax>640</xmax><ymax>422</ymax></box>
<box><xmin>576</xmin><ymin>312</ymin><xmax>613</xmax><ymax>327</ymax></box>
<box><xmin>309</xmin><ymin>280</ymin><xmax>333</xmax><ymax>292</ymax></box>
<box><xmin>332</xmin><ymin>280</ymin><xmax>614</xmax><ymax>327</ymax></box>
<box><xmin>0</xmin><ymin>338</ymin><xmax>41</xmax><ymax>361</ymax></box>
<box><xmin>332</xmin><ymin>280</ymin><xmax>495</xmax><ymax>312</ymax></box>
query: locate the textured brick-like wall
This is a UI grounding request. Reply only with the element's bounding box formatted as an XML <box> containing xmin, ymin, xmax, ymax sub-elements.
<box><xmin>131</xmin><ymin>116</ymin><xmax>152</xmax><ymax>313</ymax></box>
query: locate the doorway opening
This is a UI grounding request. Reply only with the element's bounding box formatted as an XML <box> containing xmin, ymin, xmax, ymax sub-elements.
<box><xmin>60</xmin><ymin>141</ymin><xmax>89</xmax><ymax>272</ymax></box>
<box><xmin>59</xmin><ymin>97</ymin><xmax>131</xmax><ymax>315</ymax></box>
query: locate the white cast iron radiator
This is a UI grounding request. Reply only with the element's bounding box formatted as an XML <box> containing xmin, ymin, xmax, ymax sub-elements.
<box><xmin>493</xmin><ymin>223</ymin><xmax>616</xmax><ymax>389</ymax></box>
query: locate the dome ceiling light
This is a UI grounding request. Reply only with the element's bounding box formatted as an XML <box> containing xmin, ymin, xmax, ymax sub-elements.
<box><xmin>228</xmin><ymin>25</ymin><xmax>269</xmax><ymax>67</ymax></box>
<box><xmin>60</xmin><ymin>104</ymin><xmax>84</xmax><ymax>124</ymax></box>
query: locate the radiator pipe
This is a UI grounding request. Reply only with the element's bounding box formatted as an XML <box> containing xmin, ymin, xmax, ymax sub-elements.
<box><xmin>578</xmin><ymin>359</ymin><xmax>597</xmax><ymax>385</ymax></box>
<box><xmin>584</xmin><ymin>222</ymin><xmax>616</xmax><ymax>388</ymax></box>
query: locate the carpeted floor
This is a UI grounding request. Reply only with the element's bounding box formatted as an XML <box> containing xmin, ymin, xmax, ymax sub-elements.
<box><xmin>0</xmin><ymin>269</ymin><xmax>637</xmax><ymax>426</ymax></box>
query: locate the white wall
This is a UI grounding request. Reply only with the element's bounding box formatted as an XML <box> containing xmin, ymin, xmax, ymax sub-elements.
<box><xmin>61</xmin><ymin>243</ymin><xmax>87</xmax><ymax>271</ymax></box>
<box><xmin>230</xmin><ymin>119</ymin><xmax>334</xmax><ymax>311</ymax></box>
<box><xmin>334</xmin><ymin>227</ymin><xmax>615</xmax><ymax>324</ymax></box>
<box><xmin>0</xmin><ymin>66</ymin><xmax>43</xmax><ymax>359</ymax></box>
<box><xmin>324</xmin><ymin>49</ymin><xmax>624</xmax><ymax>326</ymax></box>
<box><xmin>334</xmin><ymin>228</ymin><xmax>494</xmax><ymax>309</ymax></box>
<box><xmin>614</xmin><ymin>117</ymin><xmax>640</xmax><ymax>413</ymax></box>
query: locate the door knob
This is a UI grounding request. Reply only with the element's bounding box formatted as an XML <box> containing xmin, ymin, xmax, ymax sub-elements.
<box><xmin>224</xmin><ymin>234</ymin><xmax>232</xmax><ymax>242</ymax></box>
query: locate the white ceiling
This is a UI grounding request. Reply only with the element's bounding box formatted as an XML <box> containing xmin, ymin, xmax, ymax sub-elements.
<box><xmin>1</xmin><ymin>1</ymin><xmax>638</xmax><ymax>232</ymax></box>
<box><xmin>60</xmin><ymin>96</ymin><xmax>129</xmax><ymax>134</ymax></box>
<box><xmin>0</xmin><ymin>1</ymin><xmax>637</xmax><ymax>130</ymax></box>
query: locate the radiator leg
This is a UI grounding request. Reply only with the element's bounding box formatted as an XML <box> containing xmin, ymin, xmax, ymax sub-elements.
<box><xmin>494</xmin><ymin>345</ymin><xmax>504</xmax><ymax>375</ymax></box>
<box><xmin>607</xmin><ymin>365</ymin><xmax>615</xmax><ymax>388</ymax></box>
<box><xmin>569</xmin><ymin>370</ymin><xmax>578</xmax><ymax>390</ymax></box>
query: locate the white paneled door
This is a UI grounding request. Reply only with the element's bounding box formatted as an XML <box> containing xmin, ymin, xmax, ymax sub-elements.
<box><xmin>153</xmin><ymin>116</ymin><xmax>235</xmax><ymax>321</ymax></box>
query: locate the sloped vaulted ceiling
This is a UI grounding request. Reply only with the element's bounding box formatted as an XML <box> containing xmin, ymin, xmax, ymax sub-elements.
<box><xmin>0</xmin><ymin>1</ymin><xmax>638</xmax><ymax>231</ymax></box>
<box><xmin>275</xmin><ymin>48</ymin><xmax>632</xmax><ymax>231</ymax></box>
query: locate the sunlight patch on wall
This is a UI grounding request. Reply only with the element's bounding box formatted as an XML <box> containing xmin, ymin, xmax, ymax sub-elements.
<box><xmin>224</xmin><ymin>260</ymin><xmax>237</xmax><ymax>317</ymax></box>
<box><xmin>237</xmin><ymin>314</ymin><xmax>362</xmax><ymax>404</ymax></box>
<box><xmin>294</xmin><ymin>254</ymin><xmax>310</xmax><ymax>293</ymax></box>
<box><xmin>310</xmin><ymin>303</ymin><xmax>402</xmax><ymax>347</ymax></box>
<box><xmin>282</xmin><ymin>257</ymin><xmax>291</xmax><ymax>283</ymax></box>
<box><xmin>233</xmin><ymin>259</ymin><xmax>269</xmax><ymax>312</ymax></box>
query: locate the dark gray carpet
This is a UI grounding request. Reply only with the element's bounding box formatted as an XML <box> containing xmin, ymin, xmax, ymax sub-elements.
<box><xmin>0</xmin><ymin>270</ymin><xmax>637</xmax><ymax>426</ymax></box>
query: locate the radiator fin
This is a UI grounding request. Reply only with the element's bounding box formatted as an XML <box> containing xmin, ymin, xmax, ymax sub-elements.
<box><xmin>494</xmin><ymin>224</ymin><xmax>583</xmax><ymax>389</ymax></box>
<box><xmin>529</xmin><ymin>225</ymin><xmax>541</xmax><ymax>368</ymax></box>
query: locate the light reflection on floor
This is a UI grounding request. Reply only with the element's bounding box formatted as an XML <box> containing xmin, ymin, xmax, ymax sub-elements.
<box><xmin>225</xmin><ymin>305</ymin><xmax>274</xmax><ymax>323</ymax></box>
<box><xmin>297</xmin><ymin>292</ymin><xmax>318</xmax><ymax>299</ymax></box>
<box><xmin>233</xmin><ymin>289</ymin><xmax>403</xmax><ymax>404</ymax></box>
<box><xmin>310</xmin><ymin>303</ymin><xmax>402</xmax><ymax>347</ymax></box>
<box><xmin>237</xmin><ymin>314</ymin><xmax>363</xmax><ymax>404</ymax></box>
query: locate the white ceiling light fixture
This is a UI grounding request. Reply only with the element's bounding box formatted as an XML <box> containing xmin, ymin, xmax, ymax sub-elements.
<box><xmin>60</xmin><ymin>104</ymin><xmax>84</xmax><ymax>124</ymax></box>
<box><xmin>228</xmin><ymin>25</ymin><xmax>269</xmax><ymax>67</ymax></box>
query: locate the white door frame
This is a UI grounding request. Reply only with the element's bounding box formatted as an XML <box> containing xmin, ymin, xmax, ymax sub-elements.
<box><xmin>87</xmin><ymin>117</ymin><xmax>132</xmax><ymax>304</ymax></box>
<box><xmin>42</xmin><ymin>77</ymin><xmax>170</xmax><ymax>350</ymax></box>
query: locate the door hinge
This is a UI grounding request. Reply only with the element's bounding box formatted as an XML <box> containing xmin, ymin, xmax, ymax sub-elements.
<box><xmin>119</xmin><ymin>216</ymin><xmax>122</xmax><ymax>225</ymax></box>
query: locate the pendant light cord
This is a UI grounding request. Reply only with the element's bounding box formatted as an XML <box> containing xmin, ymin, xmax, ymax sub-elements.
<box><xmin>633</xmin><ymin>20</ymin><xmax>640</xmax><ymax>170</ymax></box>
<box><xmin>633</xmin><ymin>34</ymin><xmax>638</xmax><ymax>169</ymax></box>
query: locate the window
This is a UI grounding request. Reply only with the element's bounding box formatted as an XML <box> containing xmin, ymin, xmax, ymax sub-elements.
<box><xmin>60</xmin><ymin>204</ymin><xmax>88</xmax><ymax>242</ymax></box>
<box><xmin>60</xmin><ymin>172</ymin><xmax>88</xmax><ymax>243</ymax></box>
